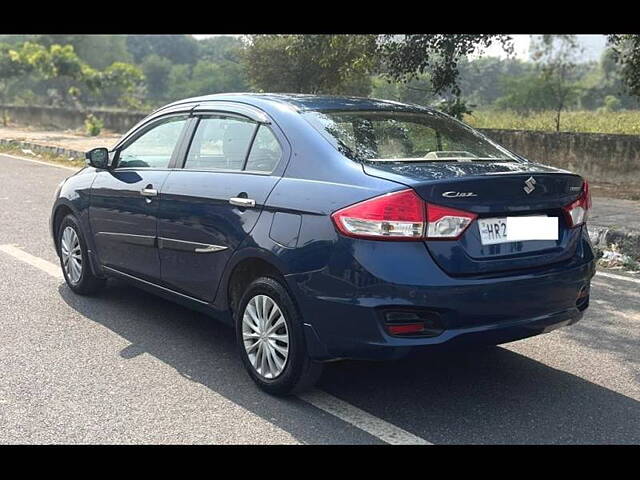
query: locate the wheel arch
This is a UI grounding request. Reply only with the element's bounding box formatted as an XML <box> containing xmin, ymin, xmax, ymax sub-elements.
<box><xmin>221</xmin><ymin>249</ymin><xmax>289</xmax><ymax>318</ymax></box>
<box><xmin>51</xmin><ymin>201</ymin><xmax>77</xmax><ymax>251</ymax></box>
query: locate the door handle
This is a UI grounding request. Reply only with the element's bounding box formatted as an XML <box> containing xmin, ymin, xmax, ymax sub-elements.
<box><xmin>229</xmin><ymin>197</ymin><xmax>256</xmax><ymax>208</ymax></box>
<box><xmin>141</xmin><ymin>188</ymin><xmax>158</xmax><ymax>197</ymax></box>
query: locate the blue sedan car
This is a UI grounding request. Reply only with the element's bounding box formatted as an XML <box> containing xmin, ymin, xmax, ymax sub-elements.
<box><xmin>50</xmin><ymin>93</ymin><xmax>595</xmax><ymax>395</ymax></box>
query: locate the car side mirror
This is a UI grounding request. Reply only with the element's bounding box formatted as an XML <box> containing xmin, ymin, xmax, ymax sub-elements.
<box><xmin>86</xmin><ymin>147</ymin><xmax>110</xmax><ymax>169</ymax></box>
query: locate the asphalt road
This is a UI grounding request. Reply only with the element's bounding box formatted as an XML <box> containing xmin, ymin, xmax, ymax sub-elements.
<box><xmin>0</xmin><ymin>153</ymin><xmax>638</xmax><ymax>444</ymax></box>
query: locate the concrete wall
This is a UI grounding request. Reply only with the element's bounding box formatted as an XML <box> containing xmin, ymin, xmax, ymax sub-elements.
<box><xmin>0</xmin><ymin>104</ymin><xmax>146</xmax><ymax>134</ymax></box>
<box><xmin>1</xmin><ymin>105</ymin><xmax>639</xmax><ymax>184</ymax></box>
<box><xmin>479</xmin><ymin>128</ymin><xmax>640</xmax><ymax>185</ymax></box>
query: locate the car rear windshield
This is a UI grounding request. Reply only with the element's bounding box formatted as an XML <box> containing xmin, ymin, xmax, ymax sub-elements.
<box><xmin>302</xmin><ymin>110</ymin><xmax>519</xmax><ymax>163</ymax></box>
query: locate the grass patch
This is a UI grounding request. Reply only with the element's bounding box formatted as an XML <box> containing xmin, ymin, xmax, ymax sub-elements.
<box><xmin>464</xmin><ymin>110</ymin><xmax>640</xmax><ymax>135</ymax></box>
<box><xmin>0</xmin><ymin>143</ymin><xmax>84</xmax><ymax>169</ymax></box>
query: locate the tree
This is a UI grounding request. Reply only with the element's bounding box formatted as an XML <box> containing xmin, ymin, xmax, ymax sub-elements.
<box><xmin>494</xmin><ymin>74</ymin><xmax>558</xmax><ymax>113</ymax></box>
<box><xmin>457</xmin><ymin>56</ymin><xmax>534</xmax><ymax>108</ymax></box>
<box><xmin>34</xmin><ymin>35</ymin><xmax>132</xmax><ymax>69</ymax></box>
<box><xmin>530</xmin><ymin>35</ymin><xmax>582</xmax><ymax>131</ymax></box>
<box><xmin>0</xmin><ymin>42</ymin><xmax>33</xmax><ymax>124</ymax></box>
<box><xmin>99</xmin><ymin>62</ymin><xmax>146</xmax><ymax>109</ymax></box>
<box><xmin>140</xmin><ymin>54</ymin><xmax>173</xmax><ymax>101</ymax></box>
<box><xmin>378</xmin><ymin>35</ymin><xmax>513</xmax><ymax>98</ymax></box>
<box><xmin>126</xmin><ymin>35</ymin><xmax>199</xmax><ymax>65</ymax></box>
<box><xmin>243</xmin><ymin>35</ymin><xmax>377</xmax><ymax>95</ymax></box>
<box><xmin>198</xmin><ymin>36</ymin><xmax>244</xmax><ymax>63</ymax></box>
<box><xmin>607</xmin><ymin>34</ymin><xmax>640</xmax><ymax>99</ymax></box>
<box><xmin>186</xmin><ymin>59</ymin><xmax>247</xmax><ymax>96</ymax></box>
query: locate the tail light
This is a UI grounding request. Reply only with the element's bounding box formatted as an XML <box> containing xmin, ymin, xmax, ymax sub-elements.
<box><xmin>563</xmin><ymin>180</ymin><xmax>591</xmax><ymax>227</ymax></box>
<box><xmin>426</xmin><ymin>204</ymin><xmax>477</xmax><ymax>239</ymax></box>
<box><xmin>331</xmin><ymin>189</ymin><xmax>477</xmax><ymax>241</ymax></box>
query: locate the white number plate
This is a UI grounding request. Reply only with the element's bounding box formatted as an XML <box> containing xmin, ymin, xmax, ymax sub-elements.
<box><xmin>478</xmin><ymin>216</ymin><xmax>558</xmax><ymax>245</ymax></box>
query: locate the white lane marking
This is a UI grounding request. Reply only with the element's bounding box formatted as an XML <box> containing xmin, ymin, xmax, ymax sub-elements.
<box><xmin>0</xmin><ymin>244</ymin><xmax>63</xmax><ymax>279</ymax></box>
<box><xmin>0</xmin><ymin>243</ymin><xmax>431</xmax><ymax>445</ymax></box>
<box><xmin>595</xmin><ymin>271</ymin><xmax>640</xmax><ymax>284</ymax></box>
<box><xmin>0</xmin><ymin>153</ymin><xmax>80</xmax><ymax>171</ymax></box>
<box><xmin>298</xmin><ymin>389</ymin><xmax>431</xmax><ymax>445</ymax></box>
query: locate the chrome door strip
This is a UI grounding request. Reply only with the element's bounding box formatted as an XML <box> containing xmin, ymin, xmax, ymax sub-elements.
<box><xmin>102</xmin><ymin>266</ymin><xmax>210</xmax><ymax>305</ymax></box>
<box><xmin>157</xmin><ymin>237</ymin><xmax>228</xmax><ymax>253</ymax></box>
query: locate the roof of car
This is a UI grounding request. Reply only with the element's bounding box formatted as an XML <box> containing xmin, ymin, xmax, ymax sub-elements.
<box><xmin>159</xmin><ymin>92</ymin><xmax>433</xmax><ymax>114</ymax></box>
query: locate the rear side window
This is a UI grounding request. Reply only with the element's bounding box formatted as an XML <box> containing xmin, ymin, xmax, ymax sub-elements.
<box><xmin>118</xmin><ymin>116</ymin><xmax>188</xmax><ymax>169</ymax></box>
<box><xmin>245</xmin><ymin>126</ymin><xmax>282</xmax><ymax>172</ymax></box>
<box><xmin>185</xmin><ymin>116</ymin><xmax>257</xmax><ymax>171</ymax></box>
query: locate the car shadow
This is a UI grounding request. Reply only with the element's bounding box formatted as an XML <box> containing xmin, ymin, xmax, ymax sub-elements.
<box><xmin>58</xmin><ymin>280</ymin><xmax>640</xmax><ymax>444</ymax></box>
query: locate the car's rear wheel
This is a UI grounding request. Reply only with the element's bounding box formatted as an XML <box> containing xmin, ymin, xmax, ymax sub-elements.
<box><xmin>235</xmin><ymin>276</ymin><xmax>323</xmax><ymax>395</ymax></box>
<box><xmin>58</xmin><ymin>214</ymin><xmax>105</xmax><ymax>295</ymax></box>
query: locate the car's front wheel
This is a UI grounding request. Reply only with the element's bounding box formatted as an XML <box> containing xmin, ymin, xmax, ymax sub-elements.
<box><xmin>58</xmin><ymin>214</ymin><xmax>105</xmax><ymax>295</ymax></box>
<box><xmin>235</xmin><ymin>276</ymin><xmax>323</xmax><ymax>395</ymax></box>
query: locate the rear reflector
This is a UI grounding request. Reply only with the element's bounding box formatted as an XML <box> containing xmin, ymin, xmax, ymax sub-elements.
<box><xmin>383</xmin><ymin>310</ymin><xmax>444</xmax><ymax>337</ymax></box>
<box><xmin>387</xmin><ymin>323</ymin><xmax>425</xmax><ymax>335</ymax></box>
<box><xmin>331</xmin><ymin>189</ymin><xmax>477</xmax><ymax>241</ymax></box>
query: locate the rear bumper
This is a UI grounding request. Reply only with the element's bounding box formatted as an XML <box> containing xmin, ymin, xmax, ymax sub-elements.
<box><xmin>285</xmin><ymin>232</ymin><xmax>595</xmax><ymax>361</ymax></box>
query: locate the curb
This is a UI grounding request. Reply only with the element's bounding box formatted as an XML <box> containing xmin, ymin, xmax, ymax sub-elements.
<box><xmin>0</xmin><ymin>138</ymin><xmax>85</xmax><ymax>161</ymax></box>
<box><xmin>589</xmin><ymin>224</ymin><xmax>640</xmax><ymax>261</ymax></box>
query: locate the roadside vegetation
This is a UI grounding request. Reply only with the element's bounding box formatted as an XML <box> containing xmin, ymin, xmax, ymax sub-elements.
<box><xmin>1</xmin><ymin>34</ymin><xmax>640</xmax><ymax>130</ymax></box>
<box><xmin>0</xmin><ymin>142</ymin><xmax>83</xmax><ymax>168</ymax></box>
<box><xmin>464</xmin><ymin>110</ymin><xmax>640</xmax><ymax>135</ymax></box>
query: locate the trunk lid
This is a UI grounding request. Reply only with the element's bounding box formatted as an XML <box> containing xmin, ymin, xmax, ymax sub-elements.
<box><xmin>363</xmin><ymin>160</ymin><xmax>585</xmax><ymax>276</ymax></box>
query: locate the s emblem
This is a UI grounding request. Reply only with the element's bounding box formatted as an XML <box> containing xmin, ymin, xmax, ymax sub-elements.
<box><xmin>442</xmin><ymin>191</ymin><xmax>477</xmax><ymax>198</ymax></box>
<box><xmin>524</xmin><ymin>176</ymin><xmax>537</xmax><ymax>194</ymax></box>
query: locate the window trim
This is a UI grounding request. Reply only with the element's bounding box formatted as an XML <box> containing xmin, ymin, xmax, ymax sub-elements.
<box><xmin>112</xmin><ymin>113</ymin><xmax>192</xmax><ymax>171</ymax></box>
<box><xmin>242</xmin><ymin>125</ymin><xmax>284</xmax><ymax>174</ymax></box>
<box><xmin>178</xmin><ymin>113</ymin><xmax>285</xmax><ymax>175</ymax></box>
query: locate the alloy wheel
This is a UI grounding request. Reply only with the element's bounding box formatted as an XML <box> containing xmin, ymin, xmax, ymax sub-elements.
<box><xmin>242</xmin><ymin>294</ymin><xmax>290</xmax><ymax>379</ymax></box>
<box><xmin>60</xmin><ymin>226</ymin><xmax>82</xmax><ymax>284</ymax></box>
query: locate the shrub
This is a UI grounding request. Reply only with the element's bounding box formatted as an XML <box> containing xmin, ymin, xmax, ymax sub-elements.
<box><xmin>84</xmin><ymin>113</ymin><xmax>104</xmax><ymax>136</ymax></box>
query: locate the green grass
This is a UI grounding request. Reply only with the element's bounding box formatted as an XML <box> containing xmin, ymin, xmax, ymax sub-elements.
<box><xmin>0</xmin><ymin>144</ymin><xmax>84</xmax><ymax>169</ymax></box>
<box><xmin>464</xmin><ymin>110</ymin><xmax>640</xmax><ymax>135</ymax></box>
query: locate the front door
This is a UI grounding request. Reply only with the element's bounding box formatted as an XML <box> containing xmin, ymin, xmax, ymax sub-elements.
<box><xmin>89</xmin><ymin>115</ymin><xmax>189</xmax><ymax>282</ymax></box>
<box><xmin>157</xmin><ymin>114</ymin><xmax>286</xmax><ymax>301</ymax></box>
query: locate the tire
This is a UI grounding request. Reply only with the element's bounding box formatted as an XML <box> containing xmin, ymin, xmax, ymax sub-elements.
<box><xmin>235</xmin><ymin>276</ymin><xmax>323</xmax><ymax>396</ymax></box>
<box><xmin>57</xmin><ymin>214</ymin><xmax>105</xmax><ymax>295</ymax></box>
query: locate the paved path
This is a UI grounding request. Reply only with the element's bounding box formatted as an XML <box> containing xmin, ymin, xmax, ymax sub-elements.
<box><xmin>590</xmin><ymin>196</ymin><xmax>640</xmax><ymax>232</ymax></box>
<box><xmin>0</xmin><ymin>126</ymin><xmax>120</xmax><ymax>153</ymax></box>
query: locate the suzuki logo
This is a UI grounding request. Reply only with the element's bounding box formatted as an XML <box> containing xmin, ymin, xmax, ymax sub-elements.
<box><xmin>524</xmin><ymin>176</ymin><xmax>537</xmax><ymax>194</ymax></box>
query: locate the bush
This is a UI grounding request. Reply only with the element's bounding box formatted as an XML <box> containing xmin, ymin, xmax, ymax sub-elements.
<box><xmin>84</xmin><ymin>113</ymin><xmax>104</xmax><ymax>136</ymax></box>
<box><xmin>599</xmin><ymin>95</ymin><xmax>622</xmax><ymax>113</ymax></box>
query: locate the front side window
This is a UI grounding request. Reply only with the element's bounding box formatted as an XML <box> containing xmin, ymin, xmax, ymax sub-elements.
<box><xmin>302</xmin><ymin>110</ymin><xmax>518</xmax><ymax>163</ymax></box>
<box><xmin>245</xmin><ymin>126</ymin><xmax>282</xmax><ymax>172</ymax></box>
<box><xmin>118</xmin><ymin>116</ymin><xmax>188</xmax><ymax>168</ymax></box>
<box><xmin>185</xmin><ymin>116</ymin><xmax>257</xmax><ymax>171</ymax></box>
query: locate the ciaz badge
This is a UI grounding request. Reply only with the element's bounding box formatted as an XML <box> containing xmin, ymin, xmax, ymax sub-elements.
<box><xmin>442</xmin><ymin>191</ymin><xmax>477</xmax><ymax>198</ymax></box>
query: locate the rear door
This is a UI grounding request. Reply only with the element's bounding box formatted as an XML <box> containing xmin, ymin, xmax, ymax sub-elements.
<box><xmin>157</xmin><ymin>108</ymin><xmax>288</xmax><ymax>301</ymax></box>
<box><xmin>90</xmin><ymin>114</ymin><xmax>190</xmax><ymax>281</ymax></box>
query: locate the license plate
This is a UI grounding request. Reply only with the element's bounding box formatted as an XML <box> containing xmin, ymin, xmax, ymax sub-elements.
<box><xmin>478</xmin><ymin>218</ymin><xmax>508</xmax><ymax>245</ymax></box>
<box><xmin>478</xmin><ymin>216</ymin><xmax>558</xmax><ymax>245</ymax></box>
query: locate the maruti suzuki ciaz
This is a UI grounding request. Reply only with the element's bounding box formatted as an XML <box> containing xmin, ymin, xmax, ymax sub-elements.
<box><xmin>50</xmin><ymin>93</ymin><xmax>595</xmax><ymax>395</ymax></box>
